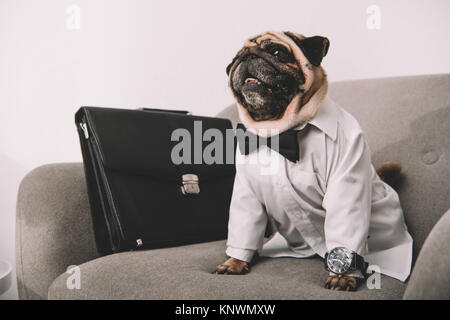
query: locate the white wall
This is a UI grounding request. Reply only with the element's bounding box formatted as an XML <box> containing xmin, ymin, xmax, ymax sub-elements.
<box><xmin>1</xmin><ymin>0</ymin><xmax>449</xmax><ymax>299</ymax></box>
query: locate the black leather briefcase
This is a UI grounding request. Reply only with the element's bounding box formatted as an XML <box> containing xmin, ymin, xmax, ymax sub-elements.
<box><xmin>75</xmin><ymin>107</ymin><xmax>236</xmax><ymax>256</ymax></box>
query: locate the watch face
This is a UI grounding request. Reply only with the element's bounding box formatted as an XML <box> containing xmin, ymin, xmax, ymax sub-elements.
<box><xmin>327</xmin><ymin>247</ymin><xmax>353</xmax><ymax>274</ymax></box>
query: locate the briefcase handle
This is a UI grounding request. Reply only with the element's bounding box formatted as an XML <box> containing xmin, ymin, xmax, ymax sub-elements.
<box><xmin>137</xmin><ymin>108</ymin><xmax>192</xmax><ymax>115</ymax></box>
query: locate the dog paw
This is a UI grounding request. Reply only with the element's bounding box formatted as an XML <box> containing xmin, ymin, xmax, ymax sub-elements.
<box><xmin>324</xmin><ymin>275</ymin><xmax>361</xmax><ymax>291</ymax></box>
<box><xmin>214</xmin><ymin>258</ymin><xmax>249</xmax><ymax>275</ymax></box>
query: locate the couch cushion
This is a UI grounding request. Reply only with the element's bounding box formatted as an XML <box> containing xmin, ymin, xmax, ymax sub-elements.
<box><xmin>218</xmin><ymin>74</ymin><xmax>450</xmax><ymax>261</ymax></box>
<box><xmin>48</xmin><ymin>240</ymin><xmax>405</xmax><ymax>300</ymax></box>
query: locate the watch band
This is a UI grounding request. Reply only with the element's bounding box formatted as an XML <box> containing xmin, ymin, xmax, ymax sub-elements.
<box><xmin>352</xmin><ymin>252</ymin><xmax>369</xmax><ymax>276</ymax></box>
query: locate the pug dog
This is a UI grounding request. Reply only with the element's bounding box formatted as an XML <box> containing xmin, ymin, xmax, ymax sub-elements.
<box><xmin>213</xmin><ymin>31</ymin><xmax>411</xmax><ymax>292</ymax></box>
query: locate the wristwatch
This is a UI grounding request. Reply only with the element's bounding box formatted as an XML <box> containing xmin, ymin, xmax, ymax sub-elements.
<box><xmin>324</xmin><ymin>247</ymin><xmax>368</xmax><ymax>276</ymax></box>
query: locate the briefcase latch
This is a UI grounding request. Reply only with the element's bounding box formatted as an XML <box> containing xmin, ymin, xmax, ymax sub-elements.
<box><xmin>181</xmin><ymin>174</ymin><xmax>200</xmax><ymax>195</ymax></box>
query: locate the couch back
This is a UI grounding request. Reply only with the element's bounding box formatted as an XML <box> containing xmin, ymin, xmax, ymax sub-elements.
<box><xmin>218</xmin><ymin>74</ymin><xmax>450</xmax><ymax>261</ymax></box>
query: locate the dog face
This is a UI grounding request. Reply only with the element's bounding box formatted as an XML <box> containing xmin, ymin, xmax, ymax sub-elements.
<box><xmin>227</xmin><ymin>31</ymin><xmax>330</xmax><ymax>122</ymax></box>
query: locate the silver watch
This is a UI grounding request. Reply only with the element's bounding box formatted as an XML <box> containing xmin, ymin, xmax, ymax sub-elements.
<box><xmin>324</xmin><ymin>247</ymin><xmax>367</xmax><ymax>275</ymax></box>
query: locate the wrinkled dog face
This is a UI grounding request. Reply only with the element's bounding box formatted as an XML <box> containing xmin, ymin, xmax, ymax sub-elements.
<box><xmin>227</xmin><ymin>32</ymin><xmax>329</xmax><ymax>121</ymax></box>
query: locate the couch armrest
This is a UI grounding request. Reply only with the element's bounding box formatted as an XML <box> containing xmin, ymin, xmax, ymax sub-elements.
<box><xmin>403</xmin><ymin>209</ymin><xmax>450</xmax><ymax>299</ymax></box>
<box><xmin>16</xmin><ymin>163</ymin><xmax>99</xmax><ymax>299</ymax></box>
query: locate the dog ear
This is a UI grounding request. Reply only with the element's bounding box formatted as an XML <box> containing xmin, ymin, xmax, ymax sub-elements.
<box><xmin>299</xmin><ymin>36</ymin><xmax>329</xmax><ymax>66</ymax></box>
<box><xmin>285</xmin><ymin>32</ymin><xmax>330</xmax><ymax>67</ymax></box>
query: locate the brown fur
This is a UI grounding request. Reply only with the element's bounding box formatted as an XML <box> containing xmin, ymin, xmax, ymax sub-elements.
<box><xmin>376</xmin><ymin>161</ymin><xmax>403</xmax><ymax>186</ymax></box>
<box><xmin>324</xmin><ymin>275</ymin><xmax>362</xmax><ymax>291</ymax></box>
<box><xmin>214</xmin><ymin>258</ymin><xmax>249</xmax><ymax>275</ymax></box>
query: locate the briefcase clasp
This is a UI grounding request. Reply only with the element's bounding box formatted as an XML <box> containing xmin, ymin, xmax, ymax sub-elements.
<box><xmin>181</xmin><ymin>174</ymin><xmax>200</xmax><ymax>195</ymax></box>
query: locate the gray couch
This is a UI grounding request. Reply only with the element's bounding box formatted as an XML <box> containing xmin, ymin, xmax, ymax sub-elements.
<box><xmin>16</xmin><ymin>74</ymin><xmax>450</xmax><ymax>300</ymax></box>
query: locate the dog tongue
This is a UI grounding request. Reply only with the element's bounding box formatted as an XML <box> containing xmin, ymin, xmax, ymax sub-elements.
<box><xmin>245</xmin><ymin>78</ymin><xmax>258</xmax><ymax>84</ymax></box>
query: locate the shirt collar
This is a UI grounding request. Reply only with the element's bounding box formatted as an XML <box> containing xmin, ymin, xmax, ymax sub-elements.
<box><xmin>294</xmin><ymin>95</ymin><xmax>338</xmax><ymax>141</ymax></box>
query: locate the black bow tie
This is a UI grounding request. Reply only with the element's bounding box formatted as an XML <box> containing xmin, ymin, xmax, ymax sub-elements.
<box><xmin>236</xmin><ymin>123</ymin><xmax>300</xmax><ymax>163</ymax></box>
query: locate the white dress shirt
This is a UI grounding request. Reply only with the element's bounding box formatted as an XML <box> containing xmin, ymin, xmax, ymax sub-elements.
<box><xmin>226</xmin><ymin>96</ymin><xmax>413</xmax><ymax>282</ymax></box>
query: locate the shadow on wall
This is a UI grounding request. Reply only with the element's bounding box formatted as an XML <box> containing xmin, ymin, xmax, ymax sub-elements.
<box><xmin>372</xmin><ymin>107</ymin><xmax>450</xmax><ymax>262</ymax></box>
<box><xmin>0</xmin><ymin>153</ymin><xmax>29</xmax><ymax>300</ymax></box>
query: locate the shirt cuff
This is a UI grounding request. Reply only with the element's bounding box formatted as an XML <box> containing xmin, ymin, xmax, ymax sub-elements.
<box><xmin>226</xmin><ymin>246</ymin><xmax>255</xmax><ymax>263</ymax></box>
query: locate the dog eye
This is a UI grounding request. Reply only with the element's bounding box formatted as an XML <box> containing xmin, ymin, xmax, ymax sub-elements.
<box><xmin>269</xmin><ymin>47</ymin><xmax>281</xmax><ymax>56</ymax></box>
<box><xmin>271</xmin><ymin>48</ymin><xmax>292</xmax><ymax>62</ymax></box>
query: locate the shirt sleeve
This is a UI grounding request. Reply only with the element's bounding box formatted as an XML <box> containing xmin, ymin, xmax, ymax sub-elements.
<box><xmin>323</xmin><ymin>130</ymin><xmax>372</xmax><ymax>255</ymax></box>
<box><xmin>226</xmin><ymin>163</ymin><xmax>268</xmax><ymax>263</ymax></box>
